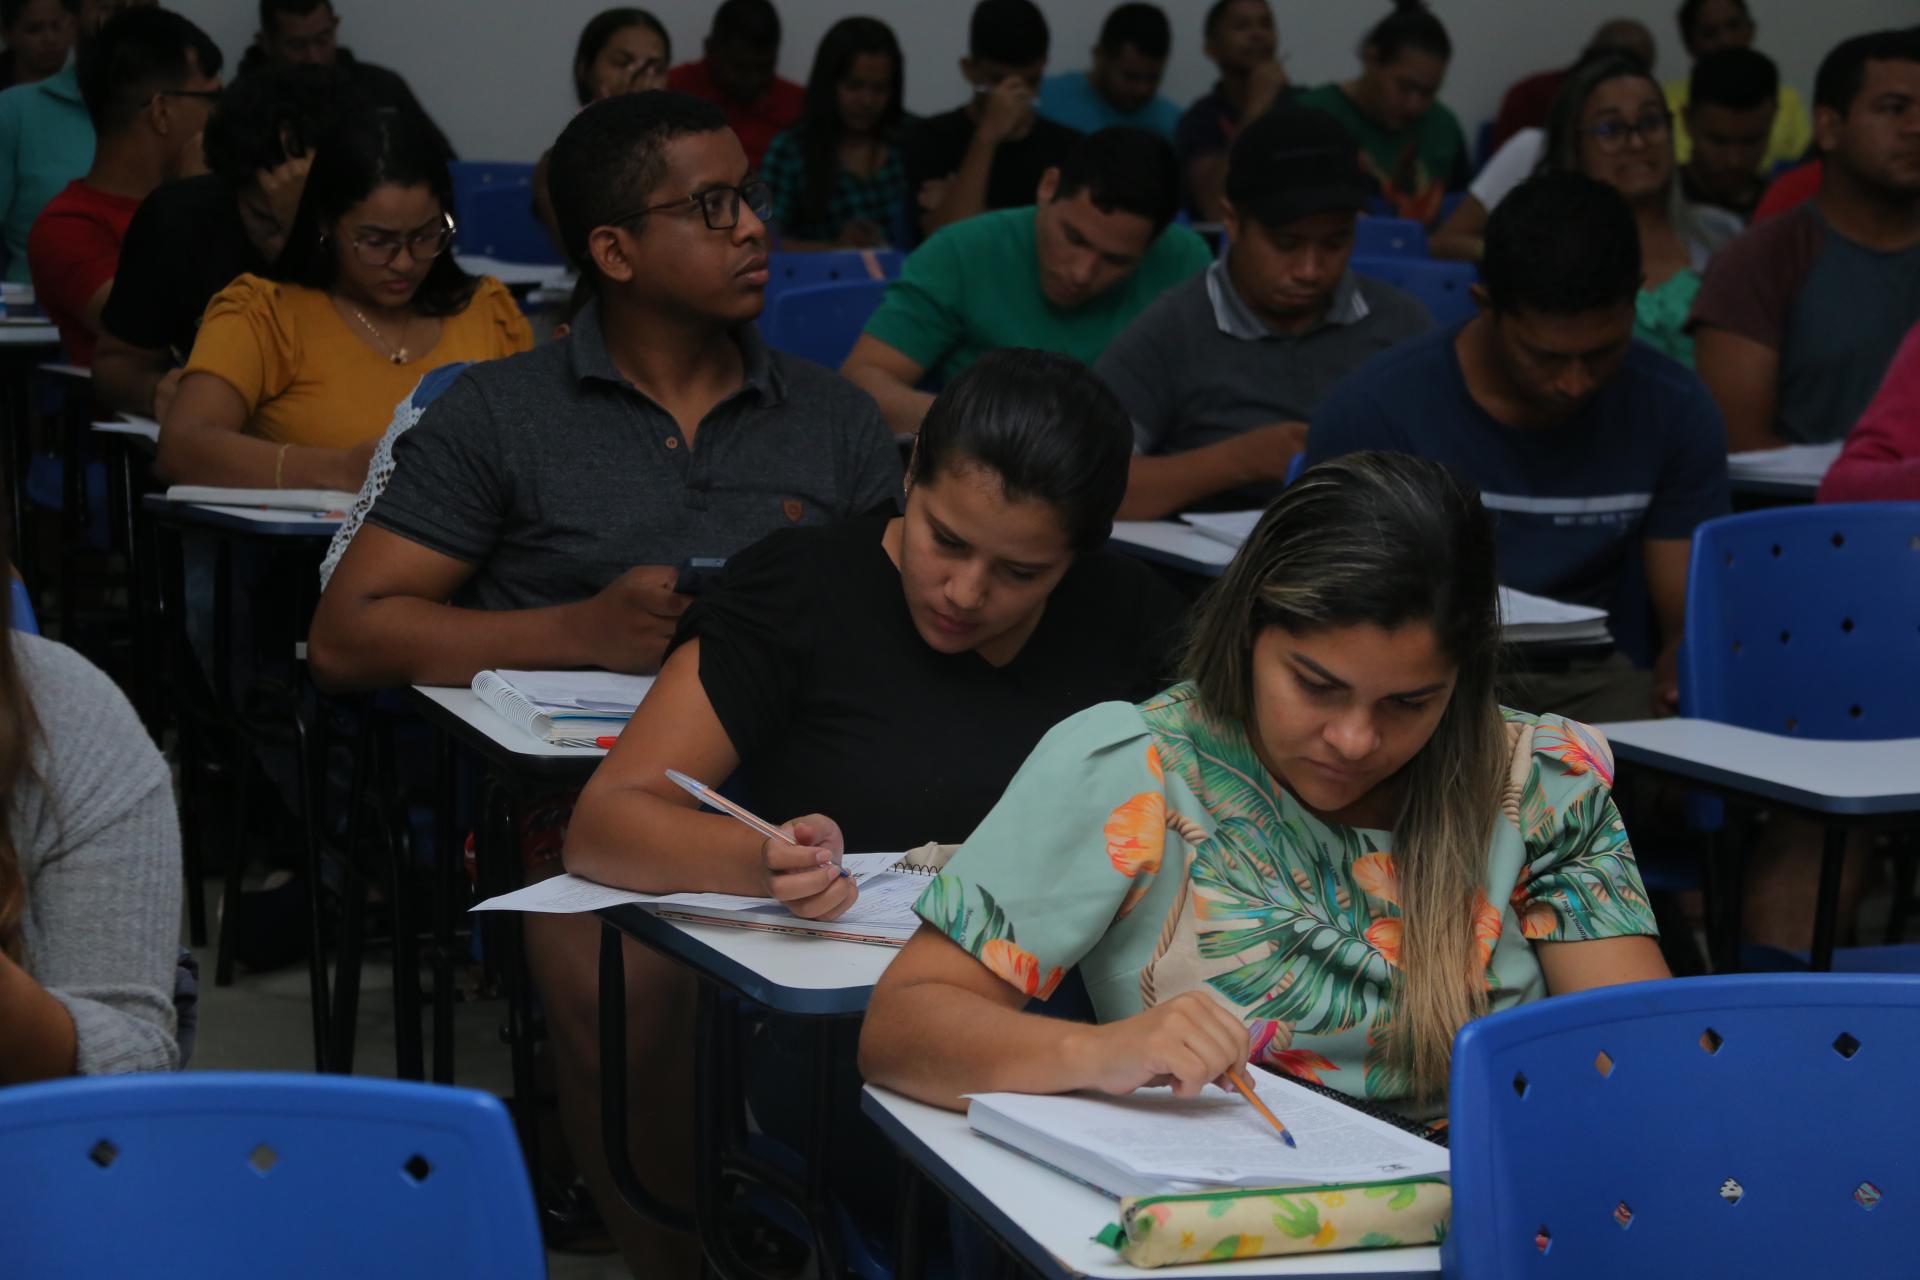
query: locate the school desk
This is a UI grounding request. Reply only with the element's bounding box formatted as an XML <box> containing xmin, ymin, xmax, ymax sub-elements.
<box><xmin>859</xmin><ymin>1085</ymin><xmax>1442</xmax><ymax>1280</ymax></box>
<box><xmin>1726</xmin><ymin>442</ymin><xmax>1841</xmax><ymax>503</ymax></box>
<box><xmin>593</xmin><ymin>904</ymin><xmax>895</xmax><ymax>1279</ymax></box>
<box><xmin>1598</xmin><ymin>717</ymin><xmax>1920</xmax><ymax>971</ymax></box>
<box><xmin>0</xmin><ymin>325</ymin><xmax>64</xmax><ymax>587</ymax></box>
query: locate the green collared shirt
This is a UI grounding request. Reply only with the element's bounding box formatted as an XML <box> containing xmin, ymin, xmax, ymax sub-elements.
<box><xmin>0</xmin><ymin>61</ymin><xmax>93</xmax><ymax>283</ymax></box>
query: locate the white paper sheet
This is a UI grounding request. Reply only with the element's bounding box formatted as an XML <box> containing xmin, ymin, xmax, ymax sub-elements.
<box><xmin>489</xmin><ymin>669</ymin><xmax>656</xmax><ymax>712</ymax></box>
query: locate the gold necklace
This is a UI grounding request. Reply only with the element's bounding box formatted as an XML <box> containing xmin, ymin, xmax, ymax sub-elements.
<box><xmin>347</xmin><ymin>303</ymin><xmax>411</xmax><ymax>364</ymax></box>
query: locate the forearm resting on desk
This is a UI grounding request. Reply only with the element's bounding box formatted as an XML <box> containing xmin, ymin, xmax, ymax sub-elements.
<box><xmin>307</xmin><ymin>591</ymin><xmax>601</xmax><ymax>692</ymax></box>
<box><xmin>1117</xmin><ymin>425</ymin><xmax>1304</xmax><ymax>521</ymax></box>
<box><xmin>91</xmin><ymin>335</ymin><xmax>171</xmax><ymax>418</ymax></box>
<box><xmin>842</xmin><ymin>335</ymin><xmax>936</xmax><ymax>435</ymax></box>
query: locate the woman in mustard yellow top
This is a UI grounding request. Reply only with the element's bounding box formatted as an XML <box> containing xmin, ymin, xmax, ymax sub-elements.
<box><xmin>158</xmin><ymin>108</ymin><xmax>532</xmax><ymax>491</ymax></box>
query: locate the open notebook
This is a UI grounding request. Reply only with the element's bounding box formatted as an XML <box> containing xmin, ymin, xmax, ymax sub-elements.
<box><xmin>968</xmin><ymin>1070</ymin><xmax>1449</xmax><ymax>1200</ymax></box>
<box><xmin>471</xmin><ymin>845</ymin><xmax>952</xmax><ymax>946</ymax></box>
<box><xmin>471</xmin><ymin>669</ymin><xmax>656</xmax><ymax>746</ymax></box>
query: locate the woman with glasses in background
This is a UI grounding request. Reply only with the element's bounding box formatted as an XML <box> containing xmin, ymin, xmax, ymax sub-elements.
<box><xmin>158</xmin><ymin>107</ymin><xmax>532</xmax><ymax>491</ymax></box>
<box><xmin>1432</xmin><ymin>52</ymin><xmax>1740</xmax><ymax>365</ymax></box>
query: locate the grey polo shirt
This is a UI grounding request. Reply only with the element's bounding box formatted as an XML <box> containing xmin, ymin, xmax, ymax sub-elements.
<box><xmin>368</xmin><ymin>301</ymin><xmax>903</xmax><ymax>612</ymax></box>
<box><xmin>1097</xmin><ymin>257</ymin><xmax>1434</xmax><ymax>458</ymax></box>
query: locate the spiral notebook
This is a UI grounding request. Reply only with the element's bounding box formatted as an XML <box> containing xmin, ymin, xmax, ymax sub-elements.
<box><xmin>471</xmin><ymin>844</ymin><xmax>953</xmax><ymax>946</ymax></box>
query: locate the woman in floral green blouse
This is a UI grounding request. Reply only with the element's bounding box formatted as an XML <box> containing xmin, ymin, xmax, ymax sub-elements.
<box><xmin>860</xmin><ymin>451</ymin><xmax>1670</xmax><ymax>1116</ymax></box>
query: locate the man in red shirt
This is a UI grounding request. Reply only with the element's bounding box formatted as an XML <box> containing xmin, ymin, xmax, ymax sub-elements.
<box><xmin>28</xmin><ymin>6</ymin><xmax>220</xmax><ymax>366</ymax></box>
<box><xmin>666</xmin><ymin>0</ymin><xmax>801</xmax><ymax>169</ymax></box>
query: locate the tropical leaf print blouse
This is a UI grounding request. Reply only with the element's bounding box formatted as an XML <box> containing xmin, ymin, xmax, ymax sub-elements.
<box><xmin>913</xmin><ymin>683</ymin><xmax>1657</xmax><ymax>1111</ymax></box>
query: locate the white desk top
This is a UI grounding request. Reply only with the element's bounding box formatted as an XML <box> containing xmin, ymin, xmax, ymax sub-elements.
<box><xmin>35</xmin><ymin>360</ymin><xmax>88</xmax><ymax>380</ymax></box>
<box><xmin>410</xmin><ymin>685</ymin><xmax>609</xmax><ymax>760</ymax></box>
<box><xmin>0</xmin><ymin>322</ymin><xmax>58</xmax><ymax>347</ymax></box>
<box><xmin>455</xmin><ymin>254</ymin><xmax>570</xmax><ymax>289</ymax></box>
<box><xmin>604</xmin><ymin>907</ymin><xmax>895</xmax><ymax>1014</ymax></box>
<box><xmin>1597</xmin><ymin>718</ymin><xmax>1920</xmax><ymax>816</ymax></box>
<box><xmin>93</xmin><ymin>417</ymin><xmax>159</xmax><ymax>443</ymax></box>
<box><xmin>861</xmin><ymin>1087</ymin><xmax>1439</xmax><ymax>1279</ymax></box>
<box><xmin>1110</xmin><ymin>520</ymin><xmax>1236</xmax><ymax>575</ymax></box>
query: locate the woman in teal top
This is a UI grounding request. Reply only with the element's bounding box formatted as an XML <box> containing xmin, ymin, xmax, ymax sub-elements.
<box><xmin>861</xmin><ymin>452</ymin><xmax>1669</xmax><ymax>1117</ymax></box>
<box><xmin>761</xmin><ymin>16</ymin><xmax>907</xmax><ymax>251</ymax></box>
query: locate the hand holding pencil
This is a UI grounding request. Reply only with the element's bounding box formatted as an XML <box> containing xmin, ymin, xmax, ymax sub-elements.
<box><xmin>665</xmin><ymin>771</ymin><xmax>857</xmax><ymax>922</ymax></box>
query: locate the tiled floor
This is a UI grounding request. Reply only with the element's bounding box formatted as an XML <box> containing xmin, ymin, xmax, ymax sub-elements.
<box><xmin>182</xmin><ymin>882</ymin><xmax>631</xmax><ymax>1279</ymax></box>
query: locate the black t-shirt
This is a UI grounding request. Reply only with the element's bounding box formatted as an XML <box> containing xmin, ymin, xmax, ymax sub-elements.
<box><xmin>903</xmin><ymin>108</ymin><xmax>1082</xmax><ymax>225</ymax></box>
<box><xmin>674</xmin><ymin>514</ymin><xmax>1186</xmax><ymax>851</ymax></box>
<box><xmin>100</xmin><ymin>174</ymin><xmax>264</xmax><ymax>356</ymax></box>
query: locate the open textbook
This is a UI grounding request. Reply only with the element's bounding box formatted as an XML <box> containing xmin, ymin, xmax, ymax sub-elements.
<box><xmin>1179</xmin><ymin>510</ymin><xmax>1610</xmax><ymax>646</ymax></box>
<box><xmin>470</xmin><ymin>669</ymin><xmax>657</xmax><ymax>746</ymax></box>
<box><xmin>472</xmin><ymin>846</ymin><xmax>952</xmax><ymax>946</ymax></box>
<box><xmin>967</xmin><ymin>1070</ymin><xmax>1449</xmax><ymax>1200</ymax></box>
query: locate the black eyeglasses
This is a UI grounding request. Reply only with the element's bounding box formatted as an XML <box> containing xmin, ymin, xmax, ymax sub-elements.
<box><xmin>350</xmin><ymin>213</ymin><xmax>457</xmax><ymax>267</ymax></box>
<box><xmin>610</xmin><ymin>179</ymin><xmax>773</xmax><ymax>232</ymax></box>
<box><xmin>1587</xmin><ymin>111</ymin><xmax>1672</xmax><ymax>153</ymax></box>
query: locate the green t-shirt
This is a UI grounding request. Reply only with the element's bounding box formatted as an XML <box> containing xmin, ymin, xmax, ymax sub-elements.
<box><xmin>0</xmin><ymin>64</ymin><xmax>94</xmax><ymax>283</ymax></box>
<box><xmin>1296</xmin><ymin>84</ymin><xmax>1468</xmax><ymax>227</ymax></box>
<box><xmin>861</xmin><ymin>206</ymin><xmax>1213</xmax><ymax>381</ymax></box>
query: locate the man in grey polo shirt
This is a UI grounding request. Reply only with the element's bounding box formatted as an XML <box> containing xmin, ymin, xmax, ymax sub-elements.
<box><xmin>309</xmin><ymin>92</ymin><xmax>900</xmax><ymax>691</ymax></box>
<box><xmin>306</xmin><ymin>92</ymin><xmax>899</xmax><ymax>1277</ymax></box>
<box><xmin>1100</xmin><ymin>103</ymin><xmax>1431</xmax><ymax>520</ymax></box>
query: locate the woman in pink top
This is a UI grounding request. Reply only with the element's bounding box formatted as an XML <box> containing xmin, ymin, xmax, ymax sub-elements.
<box><xmin>1819</xmin><ymin>320</ymin><xmax>1920</xmax><ymax>503</ymax></box>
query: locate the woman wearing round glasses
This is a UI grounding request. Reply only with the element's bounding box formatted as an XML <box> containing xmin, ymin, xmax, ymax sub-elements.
<box><xmin>158</xmin><ymin>107</ymin><xmax>532</xmax><ymax>492</ymax></box>
<box><xmin>1433</xmin><ymin>52</ymin><xmax>1741</xmax><ymax>365</ymax></box>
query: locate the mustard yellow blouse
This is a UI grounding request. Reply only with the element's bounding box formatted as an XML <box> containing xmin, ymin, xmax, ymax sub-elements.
<box><xmin>183</xmin><ymin>273</ymin><xmax>533</xmax><ymax>448</ymax></box>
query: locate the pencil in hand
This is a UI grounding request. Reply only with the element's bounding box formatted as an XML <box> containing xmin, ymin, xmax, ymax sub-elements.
<box><xmin>1225</xmin><ymin>1064</ymin><xmax>1297</xmax><ymax>1148</ymax></box>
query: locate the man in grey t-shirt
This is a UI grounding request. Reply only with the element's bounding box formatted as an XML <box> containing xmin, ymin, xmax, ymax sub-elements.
<box><xmin>1100</xmin><ymin>103</ymin><xmax>1431</xmax><ymax>520</ymax></box>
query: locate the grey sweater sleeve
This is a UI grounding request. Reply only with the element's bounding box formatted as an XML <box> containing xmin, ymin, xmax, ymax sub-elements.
<box><xmin>12</xmin><ymin>635</ymin><xmax>180</xmax><ymax>1074</ymax></box>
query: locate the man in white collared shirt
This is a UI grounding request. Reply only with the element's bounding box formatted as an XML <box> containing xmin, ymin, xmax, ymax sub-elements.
<box><xmin>1100</xmin><ymin>103</ymin><xmax>1432</xmax><ymax>520</ymax></box>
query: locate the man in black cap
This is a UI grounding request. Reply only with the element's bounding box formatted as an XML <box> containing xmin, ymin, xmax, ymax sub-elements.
<box><xmin>1100</xmin><ymin>103</ymin><xmax>1432</xmax><ymax>518</ymax></box>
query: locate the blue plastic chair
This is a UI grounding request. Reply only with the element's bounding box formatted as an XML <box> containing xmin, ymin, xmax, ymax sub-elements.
<box><xmin>1349</xmin><ymin>255</ymin><xmax>1478</xmax><ymax>325</ymax></box>
<box><xmin>761</xmin><ymin>278</ymin><xmax>890</xmax><ymax>368</ymax></box>
<box><xmin>0</xmin><ymin>1072</ymin><xmax>544</xmax><ymax>1279</ymax></box>
<box><xmin>458</xmin><ymin>183</ymin><xmax>560</xmax><ymax>265</ymax></box>
<box><xmin>1284</xmin><ymin>452</ymin><xmax>1306</xmax><ymax>487</ymax></box>
<box><xmin>1446</xmin><ymin>973</ymin><xmax>1920</xmax><ymax>1277</ymax></box>
<box><xmin>1353</xmin><ymin>216</ymin><xmax>1429</xmax><ymax>258</ymax></box>
<box><xmin>9</xmin><ymin>575</ymin><xmax>36</xmax><ymax>634</ymax></box>
<box><xmin>765</xmin><ymin>249</ymin><xmax>902</xmax><ymax>305</ymax></box>
<box><xmin>1682</xmin><ymin>503</ymin><xmax>1920</xmax><ymax>739</ymax></box>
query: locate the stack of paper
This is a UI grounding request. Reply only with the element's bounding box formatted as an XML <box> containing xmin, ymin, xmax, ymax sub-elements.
<box><xmin>967</xmin><ymin>1073</ymin><xmax>1448</xmax><ymax>1199</ymax></box>
<box><xmin>1727</xmin><ymin>441</ymin><xmax>1843</xmax><ymax>487</ymax></box>
<box><xmin>1180</xmin><ymin>510</ymin><xmax>1263</xmax><ymax>547</ymax></box>
<box><xmin>471</xmin><ymin>669</ymin><xmax>656</xmax><ymax>746</ymax></box>
<box><xmin>165</xmin><ymin>485</ymin><xmax>358</xmax><ymax>513</ymax></box>
<box><xmin>1497</xmin><ymin>587</ymin><xmax>1611</xmax><ymax>646</ymax></box>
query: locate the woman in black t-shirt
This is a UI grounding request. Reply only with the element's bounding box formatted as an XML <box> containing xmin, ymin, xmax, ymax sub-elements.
<box><xmin>565</xmin><ymin>347</ymin><xmax>1185</xmax><ymax>901</ymax></box>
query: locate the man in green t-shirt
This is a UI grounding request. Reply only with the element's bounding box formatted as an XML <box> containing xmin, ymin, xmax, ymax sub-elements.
<box><xmin>842</xmin><ymin>126</ymin><xmax>1212</xmax><ymax>433</ymax></box>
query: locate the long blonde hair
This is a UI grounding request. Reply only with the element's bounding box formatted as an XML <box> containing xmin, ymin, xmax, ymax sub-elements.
<box><xmin>1181</xmin><ymin>452</ymin><xmax>1508</xmax><ymax>1095</ymax></box>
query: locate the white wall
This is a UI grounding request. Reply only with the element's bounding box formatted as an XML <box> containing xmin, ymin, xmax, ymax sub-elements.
<box><xmin>168</xmin><ymin>0</ymin><xmax>1911</xmax><ymax>163</ymax></box>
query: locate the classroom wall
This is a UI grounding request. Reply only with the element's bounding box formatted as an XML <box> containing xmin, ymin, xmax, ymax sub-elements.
<box><xmin>169</xmin><ymin>0</ymin><xmax>1913</xmax><ymax>164</ymax></box>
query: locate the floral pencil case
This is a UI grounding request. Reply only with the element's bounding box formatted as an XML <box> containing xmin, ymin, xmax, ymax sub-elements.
<box><xmin>1095</xmin><ymin>1178</ymin><xmax>1450</xmax><ymax>1267</ymax></box>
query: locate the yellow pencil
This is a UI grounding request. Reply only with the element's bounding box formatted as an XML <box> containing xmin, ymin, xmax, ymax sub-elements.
<box><xmin>1225</xmin><ymin>1064</ymin><xmax>1297</xmax><ymax>1148</ymax></box>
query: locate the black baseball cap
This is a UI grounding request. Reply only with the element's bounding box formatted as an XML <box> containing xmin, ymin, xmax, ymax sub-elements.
<box><xmin>1225</xmin><ymin>103</ymin><xmax>1377</xmax><ymax>228</ymax></box>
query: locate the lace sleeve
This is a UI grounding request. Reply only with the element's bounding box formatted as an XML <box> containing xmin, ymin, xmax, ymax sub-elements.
<box><xmin>318</xmin><ymin>361</ymin><xmax>473</xmax><ymax>590</ymax></box>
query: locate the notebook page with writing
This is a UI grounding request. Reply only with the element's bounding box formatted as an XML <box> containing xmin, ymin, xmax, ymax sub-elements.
<box><xmin>967</xmin><ymin>1071</ymin><xmax>1447</xmax><ymax>1199</ymax></box>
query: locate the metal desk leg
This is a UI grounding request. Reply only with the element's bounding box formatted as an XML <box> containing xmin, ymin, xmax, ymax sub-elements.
<box><xmin>431</xmin><ymin>731</ymin><xmax>458</xmax><ymax>1083</ymax></box>
<box><xmin>597</xmin><ymin>920</ymin><xmax>695</xmax><ymax>1232</ymax></box>
<box><xmin>893</xmin><ymin>1165</ymin><xmax>930</xmax><ymax>1280</ymax></box>
<box><xmin>1810</xmin><ymin>824</ymin><xmax>1848</xmax><ymax>972</ymax></box>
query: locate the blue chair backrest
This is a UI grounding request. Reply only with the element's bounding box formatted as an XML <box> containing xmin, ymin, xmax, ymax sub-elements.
<box><xmin>1680</xmin><ymin>503</ymin><xmax>1920</xmax><ymax>739</ymax></box>
<box><xmin>0</xmin><ymin>1072</ymin><xmax>544</xmax><ymax>1279</ymax></box>
<box><xmin>9</xmin><ymin>576</ymin><xmax>36</xmax><ymax>634</ymax></box>
<box><xmin>448</xmin><ymin>160</ymin><xmax>533</xmax><ymax>212</ymax></box>
<box><xmin>765</xmin><ymin>249</ymin><xmax>901</xmax><ymax>302</ymax></box>
<box><xmin>1284</xmin><ymin>452</ymin><xmax>1306</xmax><ymax>487</ymax></box>
<box><xmin>1446</xmin><ymin>973</ymin><xmax>1920</xmax><ymax>1278</ymax></box>
<box><xmin>1349</xmin><ymin>255</ymin><xmax>1477</xmax><ymax>326</ymax></box>
<box><xmin>1353</xmin><ymin>216</ymin><xmax>1429</xmax><ymax>258</ymax></box>
<box><xmin>458</xmin><ymin>183</ymin><xmax>560</xmax><ymax>265</ymax></box>
<box><xmin>761</xmin><ymin>279</ymin><xmax>890</xmax><ymax>369</ymax></box>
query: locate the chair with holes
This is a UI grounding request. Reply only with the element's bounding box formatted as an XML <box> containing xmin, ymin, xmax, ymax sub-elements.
<box><xmin>765</xmin><ymin>248</ymin><xmax>902</xmax><ymax>305</ymax></box>
<box><xmin>1446</xmin><ymin>973</ymin><xmax>1920</xmax><ymax>1278</ymax></box>
<box><xmin>0</xmin><ymin>1072</ymin><xmax>543</xmax><ymax>1279</ymax></box>
<box><xmin>760</xmin><ymin>278</ymin><xmax>891</xmax><ymax>369</ymax></box>
<box><xmin>1679</xmin><ymin>502</ymin><xmax>1920</xmax><ymax>968</ymax></box>
<box><xmin>1354</xmin><ymin>216</ymin><xmax>1429</xmax><ymax>258</ymax></box>
<box><xmin>1349</xmin><ymin>255</ymin><xmax>1477</xmax><ymax>326</ymax></box>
